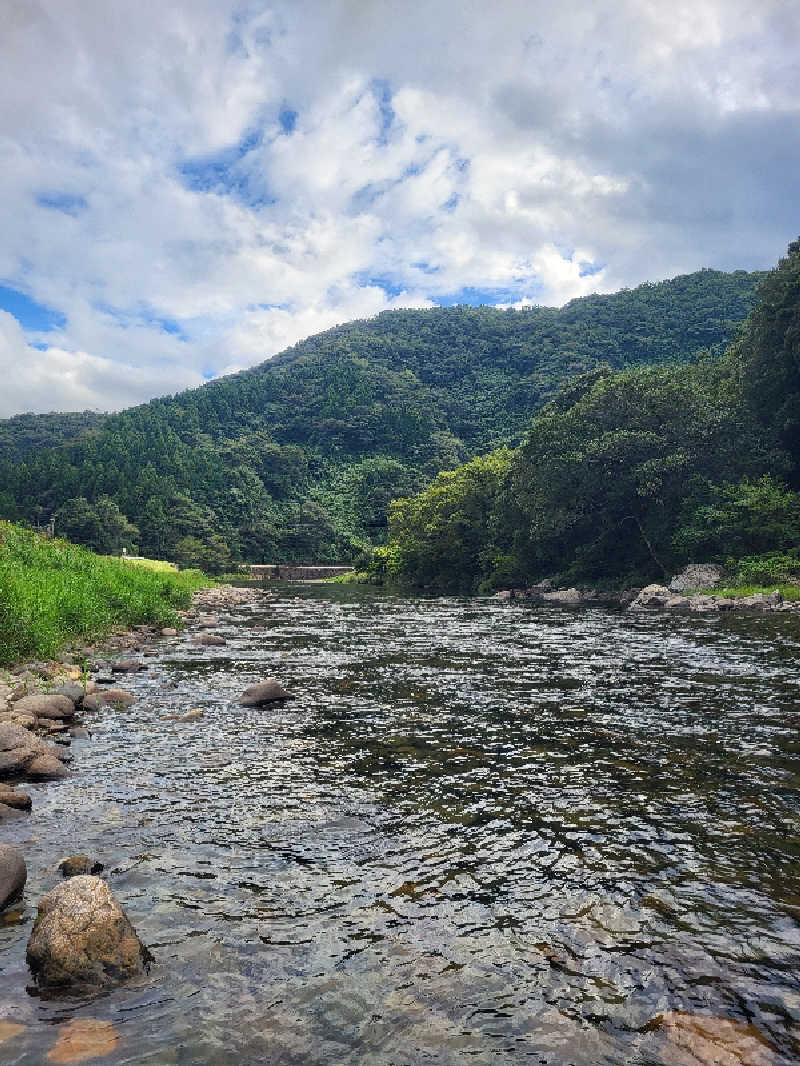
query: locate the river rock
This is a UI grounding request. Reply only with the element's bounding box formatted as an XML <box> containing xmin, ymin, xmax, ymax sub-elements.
<box><xmin>238</xmin><ymin>679</ymin><xmax>291</xmax><ymax>705</ymax></box>
<box><xmin>0</xmin><ymin>722</ymin><xmax>67</xmax><ymax>776</ymax></box>
<box><xmin>97</xmin><ymin>688</ymin><xmax>135</xmax><ymax>708</ymax></box>
<box><xmin>26</xmin><ymin>754</ymin><xmax>69</xmax><ymax>780</ymax></box>
<box><xmin>645</xmin><ymin>1010</ymin><xmax>774</xmax><ymax>1065</ymax></box>
<box><xmin>160</xmin><ymin>627</ymin><xmax>178</xmax><ymax>637</ymax></box>
<box><xmin>192</xmin><ymin>633</ymin><xmax>227</xmax><ymax>646</ymax></box>
<box><xmin>81</xmin><ymin>694</ymin><xmax>100</xmax><ymax>712</ymax></box>
<box><xmin>111</xmin><ymin>659</ymin><xmax>147</xmax><ymax>673</ymax></box>
<box><xmin>13</xmin><ymin>693</ymin><xmax>75</xmax><ymax>720</ymax></box>
<box><xmin>0</xmin><ymin>785</ymin><xmax>32</xmax><ymax>810</ymax></box>
<box><xmin>0</xmin><ymin>845</ymin><xmax>26</xmax><ymax>910</ymax></box>
<box><xmin>542</xmin><ymin>587</ymin><xmax>584</xmax><ymax>604</ymax></box>
<box><xmin>669</xmin><ymin>563</ymin><xmax>727</xmax><ymax>593</ymax></box>
<box><xmin>58</xmin><ymin>855</ymin><xmax>104</xmax><ymax>877</ymax></box>
<box><xmin>630</xmin><ymin>584</ymin><xmax>672</xmax><ymax>609</ymax></box>
<box><xmin>48</xmin><ymin>1019</ymin><xmax>121</xmax><ymax>1063</ymax></box>
<box><xmin>26</xmin><ymin>875</ymin><xmax>152</xmax><ymax>994</ymax></box>
<box><xmin>51</xmin><ymin>682</ymin><xmax>85</xmax><ymax>706</ymax></box>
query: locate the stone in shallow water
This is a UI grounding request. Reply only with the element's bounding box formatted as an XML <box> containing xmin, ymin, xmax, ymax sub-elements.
<box><xmin>14</xmin><ymin>693</ymin><xmax>75</xmax><ymax>719</ymax></box>
<box><xmin>96</xmin><ymin>688</ymin><xmax>135</xmax><ymax>708</ymax></box>
<box><xmin>27</xmin><ymin>875</ymin><xmax>151</xmax><ymax>994</ymax></box>
<box><xmin>58</xmin><ymin>855</ymin><xmax>104</xmax><ymax>878</ymax></box>
<box><xmin>47</xmin><ymin>1019</ymin><xmax>120</xmax><ymax>1064</ymax></box>
<box><xmin>238</xmin><ymin>679</ymin><xmax>292</xmax><ymax>705</ymax></box>
<box><xmin>0</xmin><ymin>844</ymin><xmax>26</xmax><ymax>910</ymax></box>
<box><xmin>0</xmin><ymin>1019</ymin><xmax>25</xmax><ymax>1045</ymax></box>
<box><xmin>646</xmin><ymin>1011</ymin><xmax>775</xmax><ymax>1065</ymax></box>
<box><xmin>192</xmin><ymin>633</ymin><xmax>227</xmax><ymax>646</ymax></box>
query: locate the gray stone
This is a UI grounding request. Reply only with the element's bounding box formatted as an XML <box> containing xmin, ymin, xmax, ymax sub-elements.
<box><xmin>630</xmin><ymin>584</ymin><xmax>671</xmax><ymax>609</ymax></box>
<box><xmin>668</xmin><ymin>563</ymin><xmax>727</xmax><ymax>593</ymax></box>
<box><xmin>81</xmin><ymin>694</ymin><xmax>100</xmax><ymax>712</ymax></box>
<box><xmin>111</xmin><ymin>659</ymin><xmax>146</xmax><ymax>673</ymax></box>
<box><xmin>238</xmin><ymin>679</ymin><xmax>292</xmax><ymax>705</ymax></box>
<box><xmin>51</xmin><ymin>682</ymin><xmax>85</xmax><ymax>706</ymax></box>
<box><xmin>26</xmin><ymin>875</ymin><xmax>151</xmax><ymax>993</ymax></box>
<box><xmin>0</xmin><ymin>845</ymin><xmax>26</xmax><ymax>910</ymax></box>
<box><xmin>542</xmin><ymin>587</ymin><xmax>584</xmax><ymax>604</ymax></box>
<box><xmin>13</xmin><ymin>693</ymin><xmax>75</xmax><ymax>720</ymax></box>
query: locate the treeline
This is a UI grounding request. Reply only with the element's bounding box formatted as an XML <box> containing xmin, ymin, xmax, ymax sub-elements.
<box><xmin>375</xmin><ymin>241</ymin><xmax>800</xmax><ymax>592</ymax></box>
<box><xmin>0</xmin><ymin>268</ymin><xmax>762</xmax><ymax>569</ymax></box>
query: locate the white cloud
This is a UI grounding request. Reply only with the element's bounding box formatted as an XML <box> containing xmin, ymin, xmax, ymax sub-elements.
<box><xmin>0</xmin><ymin>0</ymin><xmax>797</xmax><ymax>414</ymax></box>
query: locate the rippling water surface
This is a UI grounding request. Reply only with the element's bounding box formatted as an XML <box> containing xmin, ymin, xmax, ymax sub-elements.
<box><xmin>1</xmin><ymin>584</ymin><xmax>800</xmax><ymax>1064</ymax></box>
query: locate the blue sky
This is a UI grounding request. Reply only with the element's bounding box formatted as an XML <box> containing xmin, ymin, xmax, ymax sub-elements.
<box><xmin>0</xmin><ymin>0</ymin><xmax>798</xmax><ymax>416</ymax></box>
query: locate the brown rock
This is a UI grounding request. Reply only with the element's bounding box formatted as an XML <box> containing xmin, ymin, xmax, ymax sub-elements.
<box><xmin>47</xmin><ymin>1019</ymin><xmax>120</xmax><ymax>1063</ymax></box>
<box><xmin>0</xmin><ymin>1020</ymin><xmax>25</xmax><ymax>1045</ymax></box>
<box><xmin>0</xmin><ymin>721</ymin><xmax>56</xmax><ymax>776</ymax></box>
<box><xmin>160</xmin><ymin>627</ymin><xmax>178</xmax><ymax>637</ymax></box>
<box><xmin>14</xmin><ymin>694</ymin><xmax>75</xmax><ymax>720</ymax></box>
<box><xmin>26</xmin><ymin>754</ymin><xmax>69</xmax><ymax>780</ymax></box>
<box><xmin>238</xmin><ymin>679</ymin><xmax>291</xmax><ymax>705</ymax></box>
<box><xmin>111</xmin><ymin>659</ymin><xmax>146</xmax><ymax>673</ymax></box>
<box><xmin>646</xmin><ymin>1010</ymin><xmax>775</xmax><ymax>1065</ymax></box>
<box><xmin>0</xmin><ymin>844</ymin><xmax>26</xmax><ymax>910</ymax></box>
<box><xmin>81</xmin><ymin>694</ymin><xmax>100</xmax><ymax>712</ymax></box>
<box><xmin>58</xmin><ymin>855</ymin><xmax>104</xmax><ymax>878</ymax></box>
<box><xmin>26</xmin><ymin>875</ymin><xmax>151</xmax><ymax>994</ymax></box>
<box><xmin>97</xmin><ymin>688</ymin><xmax>135</xmax><ymax>708</ymax></box>
<box><xmin>192</xmin><ymin>633</ymin><xmax>227</xmax><ymax>646</ymax></box>
<box><xmin>0</xmin><ymin>786</ymin><xmax>32</xmax><ymax>810</ymax></box>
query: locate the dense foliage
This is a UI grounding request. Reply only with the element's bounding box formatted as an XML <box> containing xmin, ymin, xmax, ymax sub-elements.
<box><xmin>0</xmin><ymin>522</ymin><xmax>211</xmax><ymax>665</ymax></box>
<box><xmin>378</xmin><ymin>242</ymin><xmax>800</xmax><ymax>591</ymax></box>
<box><xmin>0</xmin><ymin>269</ymin><xmax>762</xmax><ymax>566</ymax></box>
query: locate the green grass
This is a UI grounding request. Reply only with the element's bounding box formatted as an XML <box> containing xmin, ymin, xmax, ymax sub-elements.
<box><xmin>705</xmin><ymin>583</ymin><xmax>800</xmax><ymax>600</ymax></box>
<box><xmin>0</xmin><ymin>522</ymin><xmax>214</xmax><ymax>666</ymax></box>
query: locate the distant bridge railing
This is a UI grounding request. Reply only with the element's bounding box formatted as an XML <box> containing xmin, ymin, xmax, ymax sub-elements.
<box><xmin>246</xmin><ymin>564</ymin><xmax>354</xmax><ymax>581</ymax></box>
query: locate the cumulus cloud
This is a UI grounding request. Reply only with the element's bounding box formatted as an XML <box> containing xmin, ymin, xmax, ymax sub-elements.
<box><xmin>0</xmin><ymin>0</ymin><xmax>797</xmax><ymax>414</ymax></box>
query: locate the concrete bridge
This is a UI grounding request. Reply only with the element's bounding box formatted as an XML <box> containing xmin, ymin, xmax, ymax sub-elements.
<box><xmin>247</xmin><ymin>564</ymin><xmax>354</xmax><ymax>581</ymax></box>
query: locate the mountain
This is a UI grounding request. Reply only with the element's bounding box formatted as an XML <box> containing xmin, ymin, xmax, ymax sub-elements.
<box><xmin>0</xmin><ymin>268</ymin><xmax>764</xmax><ymax>568</ymax></box>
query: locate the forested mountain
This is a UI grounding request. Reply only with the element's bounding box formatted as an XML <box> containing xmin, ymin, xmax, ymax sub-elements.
<box><xmin>378</xmin><ymin>241</ymin><xmax>800</xmax><ymax>591</ymax></box>
<box><xmin>0</xmin><ymin>268</ymin><xmax>763</xmax><ymax>568</ymax></box>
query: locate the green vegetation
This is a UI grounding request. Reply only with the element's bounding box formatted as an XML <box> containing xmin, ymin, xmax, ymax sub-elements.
<box><xmin>376</xmin><ymin>241</ymin><xmax>800</xmax><ymax>592</ymax></box>
<box><xmin>0</xmin><ymin>522</ymin><xmax>212</xmax><ymax>666</ymax></box>
<box><xmin>0</xmin><ymin>268</ymin><xmax>762</xmax><ymax>566</ymax></box>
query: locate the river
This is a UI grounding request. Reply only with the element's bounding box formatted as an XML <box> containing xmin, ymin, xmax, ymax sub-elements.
<box><xmin>1</xmin><ymin>583</ymin><xmax>799</xmax><ymax>1065</ymax></box>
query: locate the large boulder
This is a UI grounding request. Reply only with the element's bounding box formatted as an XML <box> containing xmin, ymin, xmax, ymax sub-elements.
<box><xmin>26</xmin><ymin>875</ymin><xmax>151</xmax><ymax>994</ymax></box>
<box><xmin>669</xmin><ymin>563</ymin><xmax>727</xmax><ymax>593</ymax></box>
<box><xmin>13</xmin><ymin>693</ymin><xmax>75</xmax><ymax>720</ymax></box>
<box><xmin>0</xmin><ymin>845</ymin><xmax>26</xmax><ymax>910</ymax></box>
<box><xmin>238</xmin><ymin>679</ymin><xmax>291</xmax><ymax>705</ymax></box>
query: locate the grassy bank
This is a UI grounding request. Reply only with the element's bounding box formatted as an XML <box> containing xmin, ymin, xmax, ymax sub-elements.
<box><xmin>0</xmin><ymin>522</ymin><xmax>213</xmax><ymax>666</ymax></box>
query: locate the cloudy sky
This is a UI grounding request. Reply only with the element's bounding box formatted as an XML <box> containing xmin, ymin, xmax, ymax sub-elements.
<box><xmin>0</xmin><ymin>0</ymin><xmax>797</xmax><ymax>416</ymax></box>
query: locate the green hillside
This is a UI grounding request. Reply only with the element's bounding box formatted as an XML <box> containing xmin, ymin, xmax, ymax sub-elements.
<box><xmin>0</xmin><ymin>268</ymin><xmax>763</xmax><ymax>567</ymax></box>
<box><xmin>376</xmin><ymin>241</ymin><xmax>800</xmax><ymax>592</ymax></box>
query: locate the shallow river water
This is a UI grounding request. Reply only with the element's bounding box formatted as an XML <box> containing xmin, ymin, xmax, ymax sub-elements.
<box><xmin>1</xmin><ymin>584</ymin><xmax>800</xmax><ymax>1065</ymax></box>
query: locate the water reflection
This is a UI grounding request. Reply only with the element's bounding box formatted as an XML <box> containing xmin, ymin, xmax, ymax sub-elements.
<box><xmin>1</xmin><ymin>586</ymin><xmax>799</xmax><ymax>1064</ymax></box>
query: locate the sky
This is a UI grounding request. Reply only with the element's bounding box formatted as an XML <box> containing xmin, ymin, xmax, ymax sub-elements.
<box><xmin>0</xmin><ymin>0</ymin><xmax>798</xmax><ymax>417</ymax></box>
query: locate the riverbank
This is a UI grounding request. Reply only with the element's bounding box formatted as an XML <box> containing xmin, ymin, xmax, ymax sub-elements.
<box><xmin>0</xmin><ymin>522</ymin><xmax>213</xmax><ymax>667</ymax></box>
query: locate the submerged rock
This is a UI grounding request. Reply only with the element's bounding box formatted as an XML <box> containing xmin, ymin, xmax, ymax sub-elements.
<box><xmin>644</xmin><ymin>1010</ymin><xmax>775</xmax><ymax>1065</ymax></box>
<box><xmin>47</xmin><ymin>1019</ymin><xmax>121</xmax><ymax>1064</ymax></box>
<box><xmin>26</xmin><ymin>875</ymin><xmax>151</xmax><ymax>994</ymax></box>
<box><xmin>58</xmin><ymin>855</ymin><xmax>104</xmax><ymax>878</ymax></box>
<box><xmin>238</xmin><ymin>679</ymin><xmax>292</xmax><ymax>705</ymax></box>
<box><xmin>0</xmin><ymin>845</ymin><xmax>27</xmax><ymax>910</ymax></box>
<box><xmin>111</xmin><ymin>659</ymin><xmax>147</xmax><ymax>673</ymax></box>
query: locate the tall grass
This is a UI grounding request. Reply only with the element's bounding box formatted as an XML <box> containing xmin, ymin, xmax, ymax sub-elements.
<box><xmin>0</xmin><ymin>522</ymin><xmax>213</xmax><ymax>666</ymax></box>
